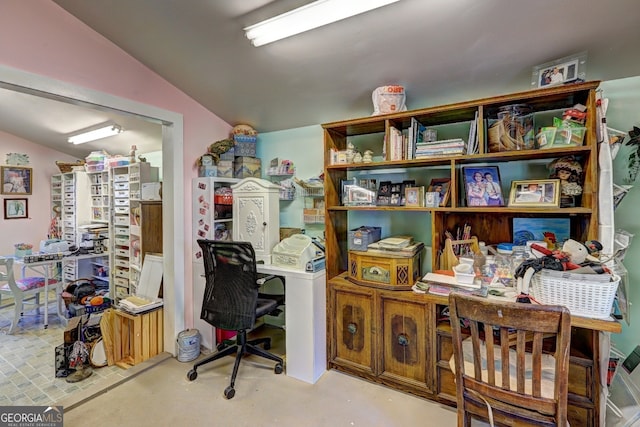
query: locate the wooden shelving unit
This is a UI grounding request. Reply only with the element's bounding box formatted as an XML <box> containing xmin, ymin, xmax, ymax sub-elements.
<box><xmin>323</xmin><ymin>81</ymin><xmax>611</xmax><ymax>426</ymax></box>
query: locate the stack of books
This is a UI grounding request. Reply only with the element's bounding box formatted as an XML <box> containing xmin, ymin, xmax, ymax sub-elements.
<box><xmin>419</xmin><ymin>272</ymin><xmax>487</xmax><ymax>297</ymax></box>
<box><xmin>415</xmin><ymin>138</ymin><xmax>466</xmax><ymax>158</ymax></box>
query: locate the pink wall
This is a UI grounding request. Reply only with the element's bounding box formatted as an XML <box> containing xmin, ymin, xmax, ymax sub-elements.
<box><xmin>0</xmin><ymin>2</ymin><xmax>232</xmax><ymax>326</ymax></box>
<box><xmin>0</xmin><ymin>132</ymin><xmax>78</xmax><ymax>256</ymax></box>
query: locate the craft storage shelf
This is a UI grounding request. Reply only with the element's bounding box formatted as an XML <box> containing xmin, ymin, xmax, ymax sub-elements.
<box><xmin>323</xmin><ymin>81</ymin><xmax>608</xmax><ymax>426</ymax></box>
<box><xmin>50</xmin><ymin>174</ymin><xmax>63</xmax><ymax>238</ymax></box>
<box><xmin>109</xmin><ymin>162</ymin><xmax>159</xmax><ymax>302</ymax></box>
<box><xmin>88</xmin><ymin>170</ymin><xmax>110</xmax><ymax>223</ymax></box>
<box><xmin>267</xmin><ymin>172</ymin><xmax>296</xmax><ymax>201</ymax></box>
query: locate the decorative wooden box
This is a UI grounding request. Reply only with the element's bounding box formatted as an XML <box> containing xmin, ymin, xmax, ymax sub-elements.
<box><xmin>348</xmin><ymin>248</ymin><xmax>422</xmax><ymax>290</ymax></box>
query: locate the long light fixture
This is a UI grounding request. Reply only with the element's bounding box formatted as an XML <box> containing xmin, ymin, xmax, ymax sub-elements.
<box><xmin>68</xmin><ymin>123</ymin><xmax>123</xmax><ymax>145</ymax></box>
<box><xmin>244</xmin><ymin>0</ymin><xmax>401</xmax><ymax>47</ymax></box>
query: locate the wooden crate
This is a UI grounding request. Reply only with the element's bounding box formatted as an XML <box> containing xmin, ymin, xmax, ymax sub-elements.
<box><xmin>113</xmin><ymin>308</ymin><xmax>163</xmax><ymax>368</ymax></box>
<box><xmin>348</xmin><ymin>249</ymin><xmax>421</xmax><ymax>290</ymax></box>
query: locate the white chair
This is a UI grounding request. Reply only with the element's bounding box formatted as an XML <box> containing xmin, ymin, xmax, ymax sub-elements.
<box><xmin>0</xmin><ymin>256</ymin><xmax>59</xmax><ymax>334</ymax></box>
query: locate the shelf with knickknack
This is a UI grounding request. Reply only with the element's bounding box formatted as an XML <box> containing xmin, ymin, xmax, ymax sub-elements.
<box><xmin>266</xmin><ymin>158</ymin><xmax>296</xmax><ymax>200</ymax></box>
<box><xmin>294</xmin><ymin>177</ymin><xmax>325</xmax><ymax>225</ymax></box>
<box><xmin>323</xmin><ymin>81</ymin><xmax>616</xmax><ymax>427</ymax></box>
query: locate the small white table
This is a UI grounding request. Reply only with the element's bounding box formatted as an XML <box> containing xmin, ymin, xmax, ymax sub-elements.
<box><xmin>12</xmin><ymin>256</ymin><xmax>66</xmax><ymax>329</ymax></box>
<box><xmin>257</xmin><ymin>264</ymin><xmax>327</xmax><ymax>384</ymax></box>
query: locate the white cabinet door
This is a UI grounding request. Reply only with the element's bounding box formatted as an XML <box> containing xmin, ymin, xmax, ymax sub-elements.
<box><xmin>232</xmin><ymin>178</ymin><xmax>280</xmax><ymax>264</ymax></box>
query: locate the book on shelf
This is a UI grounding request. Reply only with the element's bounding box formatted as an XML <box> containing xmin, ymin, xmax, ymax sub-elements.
<box><xmin>467</xmin><ymin>111</ymin><xmax>479</xmax><ymax>154</ymax></box>
<box><xmin>388</xmin><ymin>125</ymin><xmax>403</xmax><ymax>161</ymax></box>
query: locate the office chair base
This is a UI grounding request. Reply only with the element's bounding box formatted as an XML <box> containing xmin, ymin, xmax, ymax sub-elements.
<box><xmin>186</xmin><ymin>333</ymin><xmax>284</xmax><ymax>399</ymax></box>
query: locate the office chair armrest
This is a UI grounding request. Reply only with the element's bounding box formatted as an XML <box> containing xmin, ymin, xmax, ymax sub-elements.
<box><xmin>256</xmin><ymin>273</ymin><xmax>277</xmax><ymax>285</ymax></box>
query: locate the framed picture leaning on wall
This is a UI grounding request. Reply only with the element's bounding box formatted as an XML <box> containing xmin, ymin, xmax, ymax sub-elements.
<box><xmin>1</xmin><ymin>166</ymin><xmax>33</xmax><ymax>195</ymax></box>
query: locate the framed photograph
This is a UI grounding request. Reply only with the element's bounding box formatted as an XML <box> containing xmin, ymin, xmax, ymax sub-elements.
<box><xmin>4</xmin><ymin>198</ymin><xmax>28</xmax><ymax>219</ymax></box>
<box><xmin>531</xmin><ymin>51</ymin><xmax>588</xmax><ymax>89</ymax></box>
<box><xmin>428</xmin><ymin>178</ymin><xmax>451</xmax><ymax>207</ymax></box>
<box><xmin>508</xmin><ymin>179</ymin><xmax>560</xmax><ymax>207</ymax></box>
<box><xmin>462</xmin><ymin>166</ymin><xmax>504</xmax><ymax>207</ymax></box>
<box><xmin>1</xmin><ymin>166</ymin><xmax>33</xmax><ymax>195</ymax></box>
<box><xmin>424</xmin><ymin>192</ymin><xmax>441</xmax><ymax>208</ymax></box>
<box><xmin>343</xmin><ymin>184</ymin><xmax>375</xmax><ymax>206</ymax></box>
<box><xmin>405</xmin><ymin>186</ymin><xmax>424</xmax><ymax>207</ymax></box>
<box><xmin>512</xmin><ymin>217</ymin><xmax>570</xmax><ymax>248</ymax></box>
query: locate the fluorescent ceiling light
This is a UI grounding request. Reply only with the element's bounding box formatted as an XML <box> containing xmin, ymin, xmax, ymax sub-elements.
<box><xmin>244</xmin><ymin>0</ymin><xmax>401</xmax><ymax>47</ymax></box>
<box><xmin>68</xmin><ymin>124</ymin><xmax>123</xmax><ymax>145</ymax></box>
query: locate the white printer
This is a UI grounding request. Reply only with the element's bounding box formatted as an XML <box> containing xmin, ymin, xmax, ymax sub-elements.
<box><xmin>272</xmin><ymin>234</ymin><xmax>322</xmax><ymax>271</ymax></box>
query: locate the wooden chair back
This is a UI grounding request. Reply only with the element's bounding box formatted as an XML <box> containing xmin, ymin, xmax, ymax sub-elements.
<box><xmin>448</xmin><ymin>293</ymin><xmax>571</xmax><ymax>426</ymax></box>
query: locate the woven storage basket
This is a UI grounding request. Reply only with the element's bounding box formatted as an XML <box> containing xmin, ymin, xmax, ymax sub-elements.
<box><xmin>531</xmin><ymin>271</ymin><xmax>620</xmax><ymax>319</ymax></box>
<box><xmin>55</xmin><ymin>160</ymin><xmax>85</xmax><ymax>173</ymax></box>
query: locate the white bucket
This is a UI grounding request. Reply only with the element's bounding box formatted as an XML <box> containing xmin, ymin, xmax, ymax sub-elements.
<box><xmin>176</xmin><ymin>329</ymin><xmax>201</xmax><ymax>362</ymax></box>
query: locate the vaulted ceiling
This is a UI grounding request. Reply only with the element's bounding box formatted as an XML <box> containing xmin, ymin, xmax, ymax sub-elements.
<box><xmin>4</xmin><ymin>0</ymin><xmax>640</xmax><ymax>158</ymax></box>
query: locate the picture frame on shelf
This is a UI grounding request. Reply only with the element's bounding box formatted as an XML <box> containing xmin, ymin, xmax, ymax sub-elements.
<box><xmin>424</xmin><ymin>192</ymin><xmax>441</xmax><ymax>208</ymax></box>
<box><xmin>462</xmin><ymin>166</ymin><xmax>504</xmax><ymax>207</ymax></box>
<box><xmin>531</xmin><ymin>51</ymin><xmax>587</xmax><ymax>89</ymax></box>
<box><xmin>1</xmin><ymin>166</ymin><xmax>32</xmax><ymax>195</ymax></box>
<box><xmin>4</xmin><ymin>198</ymin><xmax>28</xmax><ymax>219</ymax></box>
<box><xmin>428</xmin><ymin>178</ymin><xmax>451</xmax><ymax>207</ymax></box>
<box><xmin>404</xmin><ymin>186</ymin><xmax>424</xmax><ymax>207</ymax></box>
<box><xmin>508</xmin><ymin>179</ymin><xmax>560</xmax><ymax>207</ymax></box>
<box><xmin>376</xmin><ymin>180</ymin><xmax>392</xmax><ymax>206</ymax></box>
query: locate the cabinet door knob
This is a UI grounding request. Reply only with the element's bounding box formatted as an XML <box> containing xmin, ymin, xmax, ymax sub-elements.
<box><xmin>347</xmin><ymin>322</ymin><xmax>357</xmax><ymax>335</ymax></box>
<box><xmin>263</xmin><ymin>222</ymin><xmax>267</xmax><ymax>226</ymax></box>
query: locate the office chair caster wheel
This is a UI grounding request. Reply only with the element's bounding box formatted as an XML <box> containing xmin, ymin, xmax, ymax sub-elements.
<box><xmin>274</xmin><ymin>363</ymin><xmax>283</xmax><ymax>374</ymax></box>
<box><xmin>224</xmin><ymin>386</ymin><xmax>235</xmax><ymax>399</ymax></box>
<box><xmin>187</xmin><ymin>369</ymin><xmax>198</xmax><ymax>381</ymax></box>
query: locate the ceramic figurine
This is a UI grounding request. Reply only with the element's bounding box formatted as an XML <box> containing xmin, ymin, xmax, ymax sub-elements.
<box><xmin>353</xmin><ymin>152</ymin><xmax>363</xmax><ymax>163</ymax></box>
<box><xmin>363</xmin><ymin>150</ymin><xmax>374</xmax><ymax>163</ymax></box>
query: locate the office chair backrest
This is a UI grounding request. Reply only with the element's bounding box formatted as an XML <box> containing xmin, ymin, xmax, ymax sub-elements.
<box><xmin>197</xmin><ymin>240</ymin><xmax>259</xmax><ymax>331</ymax></box>
<box><xmin>448</xmin><ymin>293</ymin><xmax>571</xmax><ymax>426</ymax></box>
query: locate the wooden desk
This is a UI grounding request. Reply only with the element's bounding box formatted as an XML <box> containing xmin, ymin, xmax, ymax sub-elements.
<box><xmin>327</xmin><ymin>274</ymin><xmax>619</xmax><ymax>427</ymax></box>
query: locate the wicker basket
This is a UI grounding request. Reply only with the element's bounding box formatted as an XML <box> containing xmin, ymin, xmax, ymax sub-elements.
<box><xmin>56</xmin><ymin>160</ymin><xmax>85</xmax><ymax>173</ymax></box>
<box><xmin>531</xmin><ymin>271</ymin><xmax>620</xmax><ymax>319</ymax></box>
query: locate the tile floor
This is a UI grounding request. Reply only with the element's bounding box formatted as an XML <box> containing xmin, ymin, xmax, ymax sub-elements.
<box><xmin>0</xmin><ymin>298</ymin><xmax>133</xmax><ymax>407</ymax></box>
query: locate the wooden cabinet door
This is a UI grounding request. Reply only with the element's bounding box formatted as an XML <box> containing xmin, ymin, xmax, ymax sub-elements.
<box><xmin>331</xmin><ymin>284</ymin><xmax>376</xmax><ymax>375</ymax></box>
<box><xmin>379</xmin><ymin>293</ymin><xmax>432</xmax><ymax>393</ymax></box>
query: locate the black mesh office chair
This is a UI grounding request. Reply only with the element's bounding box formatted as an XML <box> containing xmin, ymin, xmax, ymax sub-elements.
<box><xmin>187</xmin><ymin>240</ymin><xmax>284</xmax><ymax>399</ymax></box>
